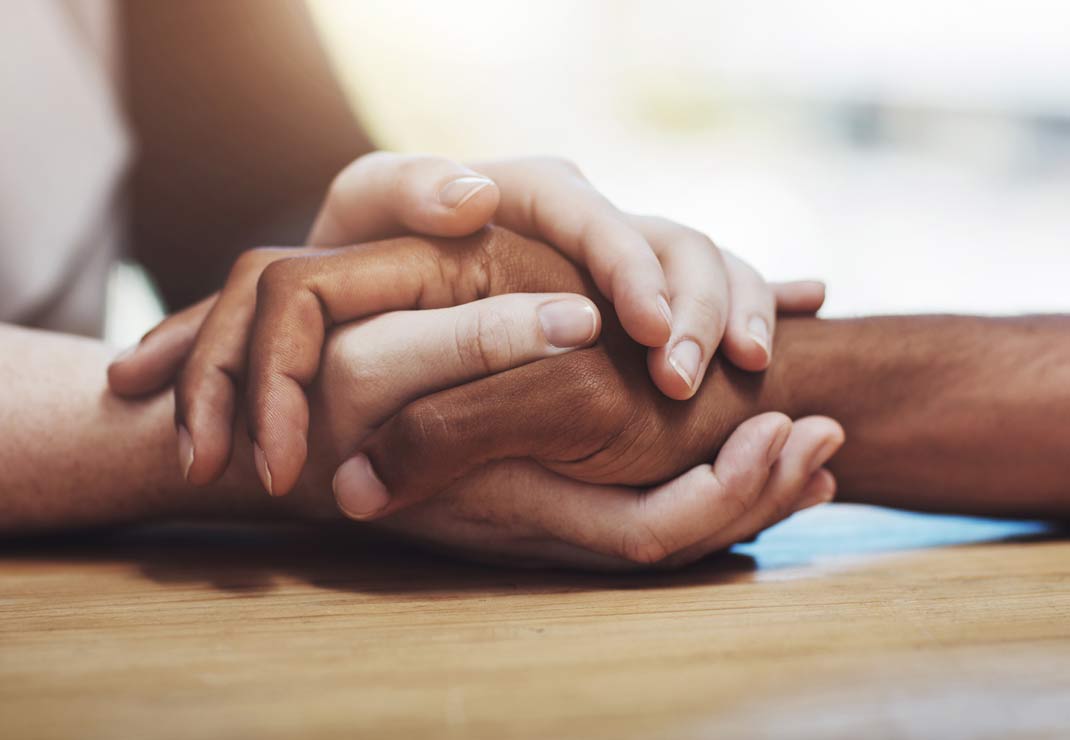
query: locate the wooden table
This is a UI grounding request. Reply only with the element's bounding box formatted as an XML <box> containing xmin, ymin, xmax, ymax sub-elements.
<box><xmin>2</xmin><ymin>505</ymin><xmax>1068</xmax><ymax>739</ymax></box>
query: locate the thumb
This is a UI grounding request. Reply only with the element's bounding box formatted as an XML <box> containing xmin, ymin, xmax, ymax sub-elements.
<box><xmin>326</xmin><ymin>292</ymin><xmax>602</xmax><ymax>519</ymax></box>
<box><xmin>308</xmin><ymin>151</ymin><xmax>501</xmax><ymax>246</ymax></box>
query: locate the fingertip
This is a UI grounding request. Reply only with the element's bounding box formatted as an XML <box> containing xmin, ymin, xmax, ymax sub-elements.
<box><xmin>425</xmin><ymin>173</ymin><xmax>500</xmax><ymax>236</ymax></box>
<box><xmin>177</xmin><ymin>425</ymin><xmax>195</xmax><ymax>482</ymax></box>
<box><xmin>247</xmin><ymin>380</ymin><xmax>314</xmax><ymax>496</ymax></box>
<box><xmin>746</xmin><ymin>314</ymin><xmax>772</xmax><ymax>364</ymax></box>
<box><xmin>182</xmin><ymin>423</ymin><xmax>231</xmax><ymax>487</ymax></box>
<box><xmin>721</xmin><ymin>411</ymin><xmax>792</xmax><ymax>468</ymax></box>
<box><xmin>438</xmin><ymin>174</ymin><xmax>499</xmax><ymax>210</ymax></box>
<box><xmin>795</xmin><ymin>468</ymin><xmax>837</xmax><ymax>511</ymax></box>
<box><xmin>796</xmin><ymin>279</ymin><xmax>827</xmax><ymax>303</ymax></box>
<box><xmin>764</xmin><ymin>413</ymin><xmax>793</xmax><ymax>465</ymax></box>
<box><xmin>806</xmin><ymin>423</ymin><xmax>846</xmax><ymax>474</ymax></box>
<box><xmin>773</xmin><ymin>280</ymin><xmax>827</xmax><ymax>314</ymax></box>
<box><xmin>333</xmin><ymin>453</ymin><xmax>392</xmax><ymax>520</ymax></box>
<box><xmin>665</xmin><ymin>338</ymin><xmax>702</xmax><ymax>398</ymax></box>
<box><xmin>721</xmin><ymin>337</ymin><xmax>769</xmax><ymax>373</ymax></box>
<box><xmin>722</xmin><ymin>315</ymin><xmax>773</xmax><ymax>373</ymax></box>
<box><xmin>106</xmin><ymin>344</ymin><xmax>167</xmax><ymax>397</ymax></box>
<box><xmin>537</xmin><ymin>294</ymin><xmax>602</xmax><ymax>350</ymax></box>
<box><xmin>825</xmin><ymin>419</ymin><xmax>847</xmax><ymax>449</ymax></box>
<box><xmin>258</xmin><ymin>447</ymin><xmax>303</xmax><ymax>493</ymax></box>
<box><xmin>647</xmin><ymin>346</ymin><xmax>696</xmax><ymax>401</ymax></box>
<box><xmin>791</xmin><ymin>414</ymin><xmax>845</xmax><ymax>448</ymax></box>
<box><xmin>253</xmin><ymin>442</ymin><xmax>275</xmax><ymax>496</ymax></box>
<box><xmin>106</xmin><ymin>355</ymin><xmax>140</xmax><ymax>396</ymax></box>
<box><xmin>253</xmin><ymin>435</ymin><xmax>308</xmax><ymax>498</ymax></box>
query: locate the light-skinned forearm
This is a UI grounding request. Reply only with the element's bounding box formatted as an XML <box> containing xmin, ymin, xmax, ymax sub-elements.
<box><xmin>0</xmin><ymin>324</ymin><xmax>318</xmax><ymax>534</ymax></box>
<box><xmin>766</xmin><ymin>315</ymin><xmax>1070</xmax><ymax>518</ymax></box>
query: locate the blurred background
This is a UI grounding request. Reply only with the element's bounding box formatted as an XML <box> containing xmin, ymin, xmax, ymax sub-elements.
<box><xmin>299</xmin><ymin>0</ymin><xmax>1070</xmax><ymax>318</ymax></box>
<box><xmin>105</xmin><ymin>0</ymin><xmax>1070</xmax><ymax>341</ymax></box>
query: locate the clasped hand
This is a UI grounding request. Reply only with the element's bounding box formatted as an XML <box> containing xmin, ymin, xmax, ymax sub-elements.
<box><xmin>109</xmin><ymin>153</ymin><xmax>842</xmax><ymax>569</ymax></box>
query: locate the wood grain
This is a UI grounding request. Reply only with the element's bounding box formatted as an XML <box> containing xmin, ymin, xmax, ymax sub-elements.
<box><xmin>1</xmin><ymin>505</ymin><xmax>1067</xmax><ymax>740</ymax></box>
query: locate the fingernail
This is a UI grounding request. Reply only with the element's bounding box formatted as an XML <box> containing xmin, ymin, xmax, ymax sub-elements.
<box><xmin>766</xmin><ymin>420</ymin><xmax>792</xmax><ymax>465</ymax></box>
<box><xmin>794</xmin><ymin>474</ymin><xmax>836</xmax><ymax>512</ymax></box>
<box><xmin>177</xmin><ymin>425</ymin><xmax>194</xmax><ymax>481</ymax></box>
<box><xmin>333</xmin><ymin>453</ymin><xmax>391</xmax><ymax>520</ymax></box>
<box><xmin>538</xmin><ymin>298</ymin><xmax>598</xmax><ymax>348</ymax></box>
<box><xmin>656</xmin><ymin>295</ymin><xmax>673</xmax><ymax>334</ymax></box>
<box><xmin>112</xmin><ymin>343</ymin><xmax>138</xmax><ymax>364</ymax></box>
<box><xmin>438</xmin><ymin>175</ymin><xmax>494</xmax><ymax>209</ymax></box>
<box><xmin>668</xmin><ymin>339</ymin><xmax>702</xmax><ymax>390</ymax></box>
<box><xmin>748</xmin><ymin>315</ymin><xmax>770</xmax><ymax>359</ymax></box>
<box><xmin>253</xmin><ymin>442</ymin><xmax>274</xmax><ymax>496</ymax></box>
<box><xmin>807</xmin><ymin>435</ymin><xmax>845</xmax><ymax>474</ymax></box>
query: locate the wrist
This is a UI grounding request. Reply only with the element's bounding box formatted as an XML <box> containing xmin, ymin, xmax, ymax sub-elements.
<box><xmin>762</xmin><ymin>317</ymin><xmax>831</xmax><ymax>420</ymax></box>
<box><xmin>141</xmin><ymin>392</ymin><xmax>336</xmax><ymax>523</ymax></box>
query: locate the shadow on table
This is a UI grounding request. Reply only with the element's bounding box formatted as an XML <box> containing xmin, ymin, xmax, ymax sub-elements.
<box><xmin>0</xmin><ymin>505</ymin><xmax>1063</xmax><ymax>597</ymax></box>
<box><xmin>0</xmin><ymin>520</ymin><xmax>764</xmax><ymax>595</ymax></box>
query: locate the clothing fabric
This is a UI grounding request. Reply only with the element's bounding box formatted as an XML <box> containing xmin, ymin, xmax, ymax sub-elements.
<box><xmin>0</xmin><ymin>0</ymin><xmax>128</xmax><ymax>336</ymax></box>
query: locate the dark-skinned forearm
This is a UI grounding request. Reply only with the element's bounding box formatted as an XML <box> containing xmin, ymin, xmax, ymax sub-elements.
<box><xmin>763</xmin><ymin>315</ymin><xmax>1070</xmax><ymax>518</ymax></box>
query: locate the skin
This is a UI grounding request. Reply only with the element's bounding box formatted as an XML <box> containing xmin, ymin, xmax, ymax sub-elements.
<box><xmin>121</xmin><ymin>0</ymin><xmax>372</xmax><ymax>309</ymax></box>
<box><xmin>6</xmin><ymin>4</ymin><xmax>837</xmax><ymax>567</ymax></box>
<box><xmin>358</xmin><ymin>312</ymin><xmax>1070</xmax><ymax>529</ymax></box>
<box><xmin>0</xmin><ymin>311</ymin><xmax>840</xmax><ymax>570</ymax></box>
<box><xmin>112</xmin><ymin>153</ymin><xmax>825</xmax><ymax>499</ymax></box>
<box><xmin>343</xmin><ymin>310</ymin><xmax>1070</xmax><ymax>567</ymax></box>
<box><xmin>17</xmin><ymin>225</ymin><xmax>1066</xmax><ymax>568</ymax></box>
<box><xmin>4</xmin><ymin>207</ymin><xmax>841</xmax><ymax>570</ymax></box>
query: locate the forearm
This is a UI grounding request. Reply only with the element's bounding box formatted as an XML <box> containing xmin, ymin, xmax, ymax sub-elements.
<box><xmin>768</xmin><ymin>315</ymin><xmax>1070</xmax><ymax>517</ymax></box>
<box><xmin>0</xmin><ymin>325</ymin><xmax>309</xmax><ymax>534</ymax></box>
<box><xmin>124</xmin><ymin>0</ymin><xmax>374</xmax><ymax>309</ymax></box>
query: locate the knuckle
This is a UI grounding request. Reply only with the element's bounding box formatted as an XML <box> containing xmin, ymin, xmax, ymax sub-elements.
<box><xmin>670</xmin><ymin>225</ymin><xmax>726</xmax><ymax>264</ymax></box>
<box><xmin>231</xmin><ymin>247</ymin><xmax>278</xmax><ymax>281</ymax></box>
<box><xmin>631</xmin><ymin>215</ymin><xmax>715</xmax><ymax>250</ymax></box>
<box><xmin>320</xmin><ymin>332</ymin><xmax>381</xmax><ymax>397</ymax></box>
<box><xmin>688</xmin><ymin>228</ymin><xmax>720</xmax><ymax>252</ymax></box>
<box><xmin>393</xmin><ymin>397</ymin><xmax>451</xmax><ymax>451</ymax></box>
<box><xmin>685</xmin><ymin>291</ymin><xmax>727</xmax><ymax>331</ymax></box>
<box><xmin>474</xmin><ymin>223</ymin><xmax>514</xmax><ymax>260</ymax></box>
<box><xmin>398</xmin><ymin>153</ymin><xmax>450</xmax><ymax>178</ymax></box>
<box><xmin>633</xmin><ymin>213</ymin><xmax>676</xmax><ymax>235</ymax></box>
<box><xmin>326</xmin><ymin>162</ymin><xmax>357</xmax><ymax>201</ymax></box>
<box><xmin>255</xmin><ymin>257</ymin><xmax>303</xmax><ymax>302</ymax></box>
<box><xmin>551</xmin><ymin>156</ymin><xmax>584</xmax><ymax>178</ymax></box>
<box><xmin>556</xmin><ymin>353</ymin><xmax>633</xmax><ymax>449</ymax></box>
<box><xmin>726</xmin><ymin>252</ymin><xmax>767</xmax><ymax>293</ymax></box>
<box><xmin>451</xmin><ymin>228</ymin><xmax>498</xmax><ymax>298</ymax></box>
<box><xmin>331</xmin><ymin>151</ymin><xmax>391</xmax><ymax>193</ymax></box>
<box><xmin>552</xmin><ymin>351</ymin><xmax>614</xmax><ymax>413</ymax></box>
<box><xmin>355</xmin><ymin>150</ymin><xmax>397</xmax><ymax>170</ymax></box>
<box><xmin>325</xmin><ymin>164</ymin><xmax>362</xmax><ymax>211</ymax></box>
<box><xmin>454</xmin><ymin>306</ymin><xmax>516</xmax><ymax>375</ymax></box>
